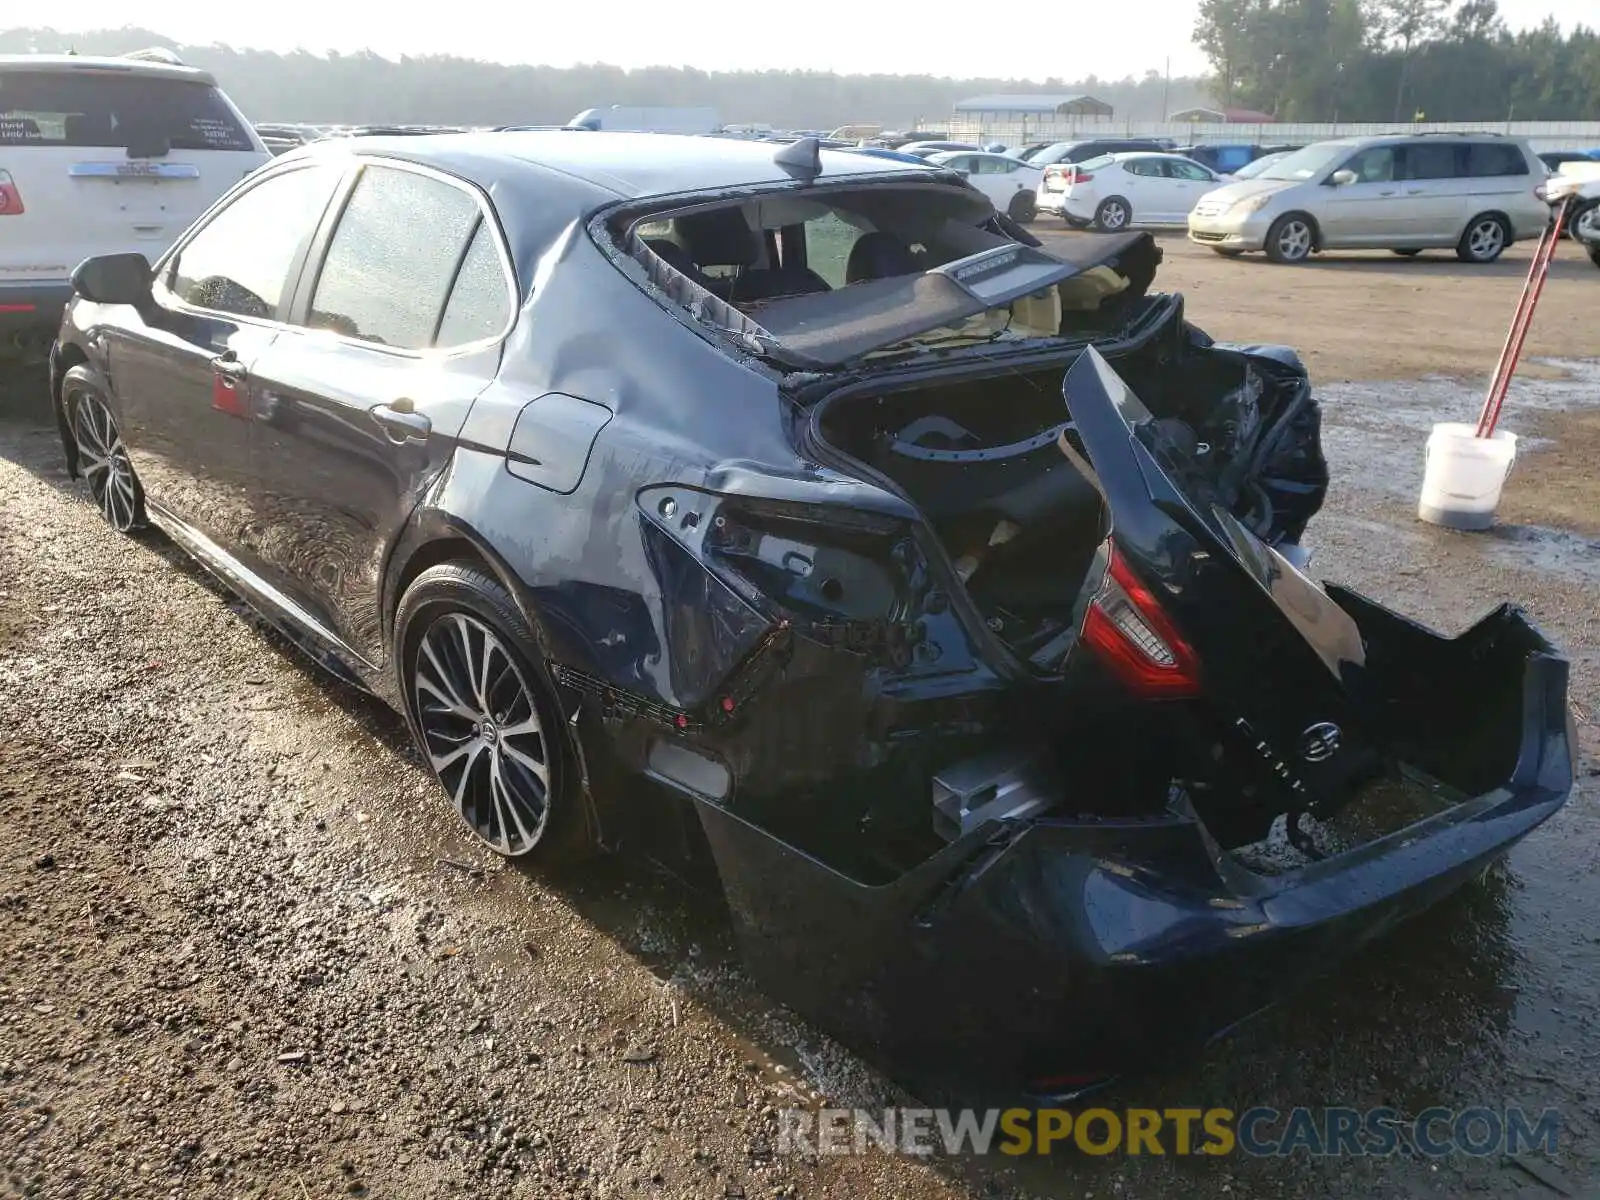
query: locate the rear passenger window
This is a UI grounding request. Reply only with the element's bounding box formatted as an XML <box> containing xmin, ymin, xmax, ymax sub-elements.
<box><xmin>1404</xmin><ymin>143</ymin><xmax>1463</xmax><ymax>180</ymax></box>
<box><xmin>308</xmin><ymin>166</ymin><xmax>481</xmax><ymax>349</ymax></box>
<box><xmin>435</xmin><ymin>222</ymin><xmax>514</xmax><ymax>347</ymax></box>
<box><xmin>1468</xmin><ymin>143</ymin><xmax>1529</xmax><ymax>177</ymax></box>
<box><xmin>170</xmin><ymin>165</ymin><xmax>339</xmax><ymax>320</ymax></box>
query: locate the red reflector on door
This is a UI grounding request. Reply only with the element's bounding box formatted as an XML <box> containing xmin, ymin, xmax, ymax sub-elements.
<box><xmin>211</xmin><ymin>373</ymin><xmax>248</xmax><ymax>418</ymax></box>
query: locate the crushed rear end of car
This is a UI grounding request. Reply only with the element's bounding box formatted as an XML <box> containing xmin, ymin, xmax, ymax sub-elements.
<box><xmin>592</xmin><ymin>187</ymin><xmax>1573</xmax><ymax>1099</ymax></box>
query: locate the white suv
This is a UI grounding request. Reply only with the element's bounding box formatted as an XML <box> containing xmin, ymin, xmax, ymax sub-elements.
<box><xmin>1187</xmin><ymin>134</ymin><xmax>1549</xmax><ymax>264</ymax></box>
<box><xmin>1</xmin><ymin>53</ymin><xmax>268</xmax><ymax>351</ymax></box>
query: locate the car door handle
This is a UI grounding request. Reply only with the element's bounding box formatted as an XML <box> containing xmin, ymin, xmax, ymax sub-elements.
<box><xmin>370</xmin><ymin>399</ymin><xmax>432</xmax><ymax>442</ymax></box>
<box><xmin>1379</xmin><ymin>190</ymin><xmax>1396</xmax><ymax>196</ymax></box>
<box><xmin>1406</xmin><ymin>188</ymin><xmax>1425</xmax><ymax>195</ymax></box>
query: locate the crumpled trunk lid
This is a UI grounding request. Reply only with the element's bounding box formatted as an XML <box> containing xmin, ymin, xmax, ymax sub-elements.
<box><xmin>1062</xmin><ymin>347</ymin><xmax>1397</xmax><ymax>820</ymax></box>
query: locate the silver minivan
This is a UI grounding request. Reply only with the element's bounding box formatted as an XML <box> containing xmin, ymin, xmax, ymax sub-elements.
<box><xmin>1187</xmin><ymin>134</ymin><xmax>1549</xmax><ymax>264</ymax></box>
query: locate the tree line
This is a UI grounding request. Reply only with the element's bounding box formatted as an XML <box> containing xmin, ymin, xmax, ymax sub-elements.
<box><xmin>1195</xmin><ymin>0</ymin><xmax>1600</xmax><ymax>122</ymax></box>
<box><xmin>1</xmin><ymin>27</ymin><xmax>1215</xmax><ymax>129</ymax></box>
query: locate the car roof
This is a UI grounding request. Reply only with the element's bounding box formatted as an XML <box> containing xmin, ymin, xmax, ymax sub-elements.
<box><xmin>312</xmin><ymin>129</ymin><xmax>935</xmax><ymax>201</ymax></box>
<box><xmin>0</xmin><ymin>53</ymin><xmax>217</xmax><ymax>86</ymax></box>
<box><xmin>1104</xmin><ymin>151</ymin><xmax>1202</xmax><ymax>162</ymax></box>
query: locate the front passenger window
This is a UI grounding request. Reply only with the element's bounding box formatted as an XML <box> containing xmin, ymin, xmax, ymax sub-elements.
<box><xmin>170</xmin><ymin>165</ymin><xmax>339</xmax><ymax>321</ymax></box>
<box><xmin>1342</xmin><ymin>147</ymin><xmax>1396</xmax><ymax>183</ymax></box>
<box><xmin>307</xmin><ymin>165</ymin><xmax>482</xmax><ymax>349</ymax></box>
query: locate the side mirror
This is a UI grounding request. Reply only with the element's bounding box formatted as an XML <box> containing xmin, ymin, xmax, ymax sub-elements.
<box><xmin>1329</xmin><ymin>169</ymin><xmax>1358</xmax><ymax>187</ymax></box>
<box><xmin>72</xmin><ymin>253</ymin><xmax>153</xmax><ymax>306</ymax></box>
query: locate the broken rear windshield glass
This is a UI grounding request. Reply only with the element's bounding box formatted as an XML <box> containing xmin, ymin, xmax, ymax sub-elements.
<box><xmin>0</xmin><ymin>71</ymin><xmax>254</xmax><ymax>151</ymax></box>
<box><xmin>621</xmin><ymin>184</ymin><xmax>1159</xmax><ymax>368</ymax></box>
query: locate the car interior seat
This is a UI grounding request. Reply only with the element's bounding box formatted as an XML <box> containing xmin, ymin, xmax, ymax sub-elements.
<box><xmin>845</xmin><ymin>232</ymin><xmax>920</xmax><ymax>284</ymax></box>
<box><xmin>675</xmin><ymin>208</ymin><xmax>829</xmax><ymax>304</ymax></box>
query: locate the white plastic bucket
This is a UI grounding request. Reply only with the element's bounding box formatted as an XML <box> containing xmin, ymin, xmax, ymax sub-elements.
<box><xmin>1417</xmin><ymin>422</ymin><xmax>1517</xmax><ymax>530</ymax></box>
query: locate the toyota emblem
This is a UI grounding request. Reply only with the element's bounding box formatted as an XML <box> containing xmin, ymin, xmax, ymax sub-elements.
<box><xmin>1299</xmin><ymin>722</ymin><xmax>1343</xmax><ymax>763</ymax></box>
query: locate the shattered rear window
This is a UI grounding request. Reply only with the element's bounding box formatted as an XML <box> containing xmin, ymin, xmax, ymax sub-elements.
<box><xmin>616</xmin><ymin>183</ymin><xmax>1158</xmax><ymax>369</ymax></box>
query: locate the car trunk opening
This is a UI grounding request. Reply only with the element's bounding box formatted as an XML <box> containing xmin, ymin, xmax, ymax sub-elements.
<box><xmin>777</xmin><ymin>330</ymin><xmax>1561</xmax><ymax>886</ymax></box>
<box><xmin>806</xmin><ymin>309</ymin><xmax>1327</xmax><ymax>668</ymax></box>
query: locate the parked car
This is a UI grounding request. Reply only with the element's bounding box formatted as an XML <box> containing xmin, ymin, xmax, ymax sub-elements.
<box><xmin>899</xmin><ymin>140</ymin><xmax>984</xmax><ymax>158</ymax></box>
<box><xmin>1038</xmin><ymin>151</ymin><xmax>1222</xmax><ymax>230</ymax></box>
<box><xmin>840</xmin><ymin>146</ymin><xmax>932</xmax><ymax>167</ymax></box>
<box><xmin>1179</xmin><ymin>142</ymin><xmax>1299</xmax><ymax>175</ymax></box>
<box><xmin>50</xmin><ymin>131</ymin><xmax>1572</xmax><ymax>1101</ymax></box>
<box><xmin>0</xmin><ymin>52</ymin><xmax>268</xmax><ymax>355</ymax></box>
<box><xmin>926</xmin><ymin>150</ymin><xmax>1042</xmax><ymax>222</ymax></box>
<box><xmin>1188</xmin><ymin>134</ymin><xmax>1549</xmax><ymax>263</ymax></box>
<box><xmin>1537</xmin><ymin>149</ymin><xmax>1599</xmax><ymax>173</ymax></box>
<box><xmin>1550</xmin><ymin>163</ymin><xmax>1600</xmax><ymax>262</ymax></box>
<box><xmin>254</xmin><ymin>123</ymin><xmax>316</xmax><ymax>156</ymax></box>
<box><xmin>1026</xmin><ymin>138</ymin><xmax>1167</xmax><ymax>169</ymax></box>
<box><xmin>1222</xmin><ymin>150</ymin><xmax>1293</xmax><ymax>182</ymax></box>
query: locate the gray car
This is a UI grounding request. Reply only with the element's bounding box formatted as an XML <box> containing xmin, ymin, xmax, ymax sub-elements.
<box><xmin>1188</xmin><ymin>134</ymin><xmax>1549</xmax><ymax>264</ymax></box>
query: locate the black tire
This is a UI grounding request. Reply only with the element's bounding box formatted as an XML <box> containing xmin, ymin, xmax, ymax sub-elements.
<box><xmin>1062</xmin><ymin>215</ymin><xmax>1091</xmax><ymax>230</ymax></box>
<box><xmin>1568</xmin><ymin>200</ymin><xmax>1599</xmax><ymax>243</ymax></box>
<box><xmin>1588</xmin><ymin>243</ymin><xmax>1600</xmax><ymax>271</ymax></box>
<box><xmin>395</xmin><ymin>562</ymin><xmax>593</xmax><ymax>860</ymax></box>
<box><xmin>1264</xmin><ymin>213</ymin><xmax>1316</xmax><ymax>263</ymax></box>
<box><xmin>62</xmin><ymin>365</ymin><xmax>146</xmax><ymax>533</ymax></box>
<box><xmin>1093</xmin><ymin>196</ymin><xmax>1131</xmax><ymax>232</ymax></box>
<box><xmin>1006</xmin><ymin>191</ymin><xmax>1036</xmax><ymax>224</ymax></box>
<box><xmin>1392</xmin><ymin>248</ymin><xmax>1423</xmax><ymax>257</ymax></box>
<box><xmin>1457</xmin><ymin>213</ymin><xmax>1509</xmax><ymax>263</ymax></box>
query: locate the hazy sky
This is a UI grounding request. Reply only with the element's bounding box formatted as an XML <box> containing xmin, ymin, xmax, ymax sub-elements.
<box><xmin>50</xmin><ymin>0</ymin><xmax>1599</xmax><ymax>80</ymax></box>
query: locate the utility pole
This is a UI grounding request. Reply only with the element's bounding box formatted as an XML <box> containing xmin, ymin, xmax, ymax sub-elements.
<box><xmin>1162</xmin><ymin>56</ymin><xmax>1171</xmax><ymax>121</ymax></box>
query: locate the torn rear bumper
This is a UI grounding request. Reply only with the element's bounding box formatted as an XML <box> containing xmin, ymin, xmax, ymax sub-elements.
<box><xmin>692</xmin><ymin>600</ymin><xmax>1573</xmax><ymax>1102</ymax></box>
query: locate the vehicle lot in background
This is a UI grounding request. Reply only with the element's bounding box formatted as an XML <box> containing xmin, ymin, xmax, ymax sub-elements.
<box><xmin>1023</xmin><ymin>136</ymin><xmax>1168</xmax><ymax>167</ymax></box>
<box><xmin>0</xmin><ymin>54</ymin><xmax>268</xmax><ymax>346</ymax></box>
<box><xmin>4</xmin><ymin>230</ymin><xmax>1597</xmax><ymax>1198</ymax></box>
<box><xmin>925</xmin><ymin>149</ymin><xmax>1041</xmax><ymax>220</ymax></box>
<box><xmin>1038</xmin><ymin>151</ymin><xmax>1220</xmax><ymax>229</ymax></box>
<box><xmin>1188</xmin><ymin>134</ymin><xmax>1549</xmax><ymax>264</ymax></box>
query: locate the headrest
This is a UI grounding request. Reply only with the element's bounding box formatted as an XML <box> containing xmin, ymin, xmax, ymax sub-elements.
<box><xmin>846</xmin><ymin>231</ymin><xmax>918</xmax><ymax>284</ymax></box>
<box><xmin>675</xmin><ymin>208</ymin><xmax>759</xmax><ymax>267</ymax></box>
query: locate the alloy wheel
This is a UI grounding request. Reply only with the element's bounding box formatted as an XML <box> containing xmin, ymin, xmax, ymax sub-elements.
<box><xmin>413</xmin><ymin>612</ymin><xmax>552</xmax><ymax>856</ymax></box>
<box><xmin>72</xmin><ymin>394</ymin><xmax>141</xmax><ymax>532</ymax></box>
<box><xmin>1573</xmin><ymin>204</ymin><xmax>1599</xmax><ymax>242</ymax></box>
<box><xmin>1099</xmin><ymin>200</ymin><xmax>1129</xmax><ymax>230</ymax></box>
<box><xmin>1275</xmin><ymin>219</ymin><xmax>1313</xmax><ymax>262</ymax></box>
<box><xmin>1466</xmin><ymin>218</ymin><xmax>1505</xmax><ymax>261</ymax></box>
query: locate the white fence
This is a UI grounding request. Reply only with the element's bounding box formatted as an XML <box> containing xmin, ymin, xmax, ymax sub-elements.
<box><xmin>948</xmin><ymin>115</ymin><xmax>1600</xmax><ymax>153</ymax></box>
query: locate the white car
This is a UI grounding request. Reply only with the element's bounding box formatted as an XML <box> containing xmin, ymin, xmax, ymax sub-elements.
<box><xmin>926</xmin><ymin>151</ymin><xmax>1043</xmax><ymax>223</ymax></box>
<box><xmin>1036</xmin><ymin>152</ymin><xmax>1221</xmax><ymax>231</ymax></box>
<box><xmin>1</xmin><ymin>52</ymin><xmax>268</xmax><ymax>352</ymax></box>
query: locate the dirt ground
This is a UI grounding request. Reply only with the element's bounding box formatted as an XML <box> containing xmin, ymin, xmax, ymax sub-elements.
<box><xmin>3</xmin><ymin>234</ymin><xmax>1598</xmax><ymax>1200</ymax></box>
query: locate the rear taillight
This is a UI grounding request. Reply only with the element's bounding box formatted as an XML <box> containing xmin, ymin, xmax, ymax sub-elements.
<box><xmin>1081</xmin><ymin>546</ymin><xmax>1201</xmax><ymax>698</ymax></box>
<box><xmin>1070</xmin><ymin>168</ymin><xmax>1094</xmax><ymax>183</ymax></box>
<box><xmin>0</xmin><ymin>171</ymin><xmax>24</xmax><ymax>215</ymax></box>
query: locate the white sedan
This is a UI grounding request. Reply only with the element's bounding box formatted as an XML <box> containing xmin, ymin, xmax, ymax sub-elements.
<box><xmin>926</xmin><ymin>151</ymin><xmax>1044</xmax><ymax>223</ymax></box>
<box><xmin>1037</xmin><ymin>152</ymin><xmax>1222</xmax><ymax>231</ymax></box>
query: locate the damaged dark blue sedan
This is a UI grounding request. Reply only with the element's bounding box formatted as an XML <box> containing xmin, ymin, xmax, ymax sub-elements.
<box><xmin>49</xmin><ymin>131</ymin><xmax>1574</xmax><ymax>1102</ymax></box>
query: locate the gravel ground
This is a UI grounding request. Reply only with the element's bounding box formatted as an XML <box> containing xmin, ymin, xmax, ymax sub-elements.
<box><xmin>2</xmin><ymin>239</ymin><xmax>1598</xmax><ymax>1198</ymax></box>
